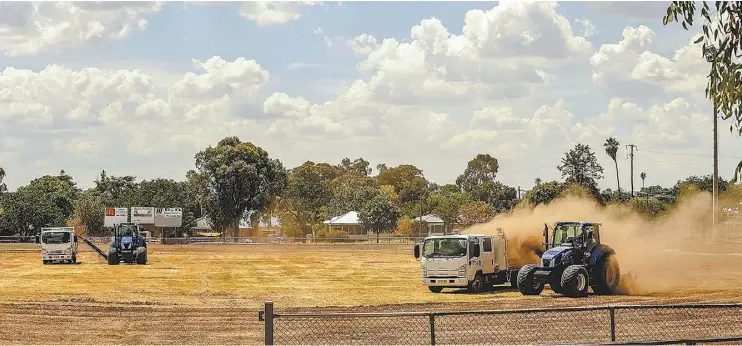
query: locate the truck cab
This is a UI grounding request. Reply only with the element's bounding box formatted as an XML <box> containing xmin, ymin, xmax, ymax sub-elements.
<box><xmin>413</xmin><ymin>229</ymin><xmax>520</xmax><ymax>293</ymax></box>
<box><xmin>40</xmin><ymin>227</ymin><xmax>78</xmax><ymax>264</ymax></box>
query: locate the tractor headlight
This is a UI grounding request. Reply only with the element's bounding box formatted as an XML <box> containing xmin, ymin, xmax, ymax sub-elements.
<box><xmin>458</xmin><ymin>264</ymin><xmax>466</xmax><ymax>277</ymax></box>
<box><xmin>550</xmin><ymin>259</ymin><xmax>556</xmax><ymax>267</ymax></box>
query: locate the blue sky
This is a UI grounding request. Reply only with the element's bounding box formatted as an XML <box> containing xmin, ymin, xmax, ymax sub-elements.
<box><xmin>0</xmin><ymin>1</ymin><xmax>738</xmax><ymax>192</ymax></box>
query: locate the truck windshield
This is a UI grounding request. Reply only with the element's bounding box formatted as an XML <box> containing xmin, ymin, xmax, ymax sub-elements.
<box><xmin>423</xmin><ymin>238</ymin><xmax>467</xmax><ymax>258</ymax></box>
<box><xmin>42</xmin><ymin>232</ymin><xmax>71</xmax><ymax>244</ymax></box>
<box><xmin>553</xmin><ymin>223</ymin><xmax>580</xmax><ymax>244</ymax></box>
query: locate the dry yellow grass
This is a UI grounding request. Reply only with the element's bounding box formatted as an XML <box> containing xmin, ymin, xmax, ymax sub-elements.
<box><xmin>0</xmin><ymin>243</ymin><xmax>530</xmax><ymax>309</ymax></box>
<box><xmin>2</xmin><ymin>243</ymin><xmax>742</xmax><ymax>344</ymax></box>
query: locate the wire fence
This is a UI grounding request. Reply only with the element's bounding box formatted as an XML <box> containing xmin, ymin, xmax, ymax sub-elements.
<box><xmin>258</xmin><ymin>302</ymin><xmax>742</xmax><ymax>345</ymax></box>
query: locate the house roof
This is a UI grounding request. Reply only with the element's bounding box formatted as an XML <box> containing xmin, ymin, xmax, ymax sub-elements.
<box><xmin>323</xmin><ymin>211</ymin><xmax>361</xmax><ymax>225</ymax></box>
<box><xmin>414</xmin><ymin>214</ymin><xmax>444</xmax><ymax>223</ymax></box>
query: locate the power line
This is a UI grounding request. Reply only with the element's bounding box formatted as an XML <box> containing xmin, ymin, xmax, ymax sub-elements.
<box><xmin>642</xmin><ymin>149</ymin><xmax>742</xmax><ymax>160</ymax></box>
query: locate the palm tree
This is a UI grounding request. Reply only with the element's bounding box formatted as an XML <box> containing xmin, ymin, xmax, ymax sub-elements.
<box><xmin>604</xmin><ymin>137</ymin><xmax>620</xmax><ymax>193</ymax></box>
<box><xmin>0</xmin><ymin>166</ymin><xmax>6</xmax><ymax>193</ymax></box>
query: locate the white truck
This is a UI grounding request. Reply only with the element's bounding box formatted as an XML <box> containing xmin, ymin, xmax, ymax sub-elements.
<box><xmin>40</xmin><ymin>227</ymin><xmax>78</xmax><ymax>264</ymax></box>
<box><xmin>413</xmin><ymin>228</ymin><xmax>525</xmax><ymax>293</ymax></box>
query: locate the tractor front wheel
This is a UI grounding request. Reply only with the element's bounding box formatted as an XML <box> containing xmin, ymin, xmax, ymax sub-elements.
<box><xmin>517</xmin><ymin>264</ymin><xmax>544</xmax><ymax>295</ymax></box>
<box><xmin>107</xmin><ymin>252</ymin><xmax>119</xmax><ymax>265</ymax></box>
<box><xmin>548</xmin><ymin>266</ymin><xmax>565</xmax><ymax>294</ymax></box>
<box><xmin>592</xmin><ymin>254</ymin><xmax>621</xmax><ymax>295</ymax></box>
<box><xmin>560</xmin><ymin>265</ymin><xmax>590</xmax><ymax>298</ymax></box>
<box><xmin>136</xmin><ymin>249</ymin><xmax>147</xmax><ymax>265</ymax></box>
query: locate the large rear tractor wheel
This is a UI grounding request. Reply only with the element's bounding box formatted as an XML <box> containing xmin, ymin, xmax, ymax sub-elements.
<box><xmin>428</xmin><ymin>286</ymin><xmax>443</xmax><ymax>293</ymax></box>
<box><xmin>467</xmin><ymin>273</ymin><xmax>485</xmax><ymax>293</ymax></box>
<box><xmin>592</xmin><ymin>254</ymin><xmax>621</xmax><ymax>295</ymax></box>
<box><xmin>517</xmin><ymin>264</ymin><xmax>545</xmax><ymax>295</ymax></box>
<box><xmin>548</xmin><ymin>266</ymin><xmax>565</xmax><ymax>294</ymax></box>
<box><xmin>560</xmin><ymin>265</ymin><xmax>590</xmax><ymax>298</ymax></box>
<box><xmin>107</xmin><ymin>251</ymin><xmax>119</xmax><ymax>265</ymax></box>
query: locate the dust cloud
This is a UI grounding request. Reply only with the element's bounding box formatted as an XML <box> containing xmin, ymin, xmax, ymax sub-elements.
<box><xmin>463</xmin><ymin>189</ymin><xmax>742</xmax><ymax>295</ymax></box>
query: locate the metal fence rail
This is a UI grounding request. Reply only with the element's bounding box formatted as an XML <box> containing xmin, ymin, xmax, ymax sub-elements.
<box><xmin>258</xmin><ymin>302</ymin><xmax>742</xmax><ymax>345</ymax></box>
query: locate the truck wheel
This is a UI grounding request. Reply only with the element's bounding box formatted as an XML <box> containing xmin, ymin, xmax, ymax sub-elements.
<box><xmin>107</xmin><ymin>252</ymin><xmax>119</xmax><ymax>265</ymax></box>
<box><xmin>428</xmin><ymin>286</ymin><xmax>443</xmax><ymax>293</ymax></box>
<box><xmin>560</xmin><ymin>265</ymin><xmax>590</xmax><ymax>298</ymax></box>
<box><xmin>592</xmin><ymin>254</ymin><xmax>620</xmax><ymax>295</ymax></box>
<box><xmin>43</xmin><ymin>260</ymin><xmax>49</xmax><ymax>265</ymax></box>
<box><xmin>517</xmin><ymin>264</ymin><xmax>544</xmax><ymax>295</ymax></box>
<box><xmin>548</xmin><ymin>266</ymin><xmax>565</xmax><ymax>294</ymax></box>
<box><xmin>71</xmin><ymin>255</ymin><xmax>77</xmax><ymax>264</ymax></box>
<box><xmin>468</xmin><ymin>273</ymin><xmax>484</xmax><ymax>293</ymax></box>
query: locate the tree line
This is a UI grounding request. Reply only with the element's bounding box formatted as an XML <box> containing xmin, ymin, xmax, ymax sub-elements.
<box><xmin>0</xmin><ymin>136</ymin><xmax>735</xmax><ymax>238</ymax></box>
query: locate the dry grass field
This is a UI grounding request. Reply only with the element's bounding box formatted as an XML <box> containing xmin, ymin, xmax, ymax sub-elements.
<box><xmin>2</xmin><ymin>243</ymin><xmax>742</xmax><ymax>344</ymax></box>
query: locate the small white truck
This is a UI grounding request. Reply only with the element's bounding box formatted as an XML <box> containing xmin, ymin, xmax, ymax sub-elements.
<box><xmin>413</xmin><ymin>228</ymin><xmax>524</xmax><ymax>293</ymax></box>
<box><xmin>40</xmin><ymin>227</ymin><xmax>78</xmax><ymax>264</ymax></box>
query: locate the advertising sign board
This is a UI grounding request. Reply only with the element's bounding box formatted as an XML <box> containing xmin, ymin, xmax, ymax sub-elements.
<box><xmin>131</xmin><ymin>207</ymin><xmax>155</xmax><ymax>224</ymax></box>
<box><xmin>154</xmin><ymin>208</ymin><xmax>183</xmax><ymax>227</ymax></box>
<box><xmin>103</xmin><ymin>207</ymin><xmax>129</xmax><ymax>227</ymax></box>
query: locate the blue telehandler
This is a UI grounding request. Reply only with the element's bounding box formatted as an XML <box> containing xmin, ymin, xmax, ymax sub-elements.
<box><xmin>107</xmin><ymin>222</ymin><xmax>148</xmax><ymax>265</ymax></box>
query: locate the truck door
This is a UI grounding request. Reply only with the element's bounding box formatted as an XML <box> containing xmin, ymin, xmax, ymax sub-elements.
<box><xmin>481</xmin><ymin>237</ymin><xmax>495</xmax><ymax>274</ymax></box>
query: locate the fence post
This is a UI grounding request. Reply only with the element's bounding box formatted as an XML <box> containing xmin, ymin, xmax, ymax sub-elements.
<box><xmin>265</xmin><ymin>301</ymin><xmax>274</xmax><ymax>345</ymax></box>
<box><xmin>609</xmin><ymin>306</ymin><xmax>616</xmax><ymax>342</ymax></box>
<box><xmin>429</xmin><ymin>313</ymin><xmax>436</xmax><ymax>345</ymax></box>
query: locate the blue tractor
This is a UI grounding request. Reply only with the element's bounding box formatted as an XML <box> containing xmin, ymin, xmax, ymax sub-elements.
<box><xmin>107</xmin><ymin>223</ymin><xmax>148</xmax><ymax>265</ymax></box>
<box><xmin>517</xmin><ymin>221</ymin><xmax>620</xmax><ymax>298</ymax></box>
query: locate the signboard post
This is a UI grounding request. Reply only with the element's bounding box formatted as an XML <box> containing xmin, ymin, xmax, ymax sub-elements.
<box><xmin>104</xmin><ymin>208</ymin><xmax>129</xmax><ymax>228</ymax></box>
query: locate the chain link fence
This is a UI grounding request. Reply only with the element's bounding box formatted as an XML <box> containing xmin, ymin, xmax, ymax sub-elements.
<box><xmin>259</xmin><ymin>302</ymin><xmax>742</xmax><ymax>345</ymax></box>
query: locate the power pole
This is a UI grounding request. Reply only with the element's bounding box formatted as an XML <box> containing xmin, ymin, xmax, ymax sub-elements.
<box><xmin>705</xmin><ymin>45</ymin><xmax>720</xmax><ymax>231</ymax></box>
<box><xmin>626</xmin><ymin>144</ymin><xmax>638</xmax><ymax>197</ymax></box>
<box><xmin>713</xmin><ymin>103</ymin><xmax>719</xmax><ymax>228</ymax></box>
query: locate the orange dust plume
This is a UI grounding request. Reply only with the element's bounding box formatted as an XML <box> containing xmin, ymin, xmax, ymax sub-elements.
<box><xmin>463</xmin><ymin>188</ymin><xmax>742</xmax><ymax>295</ymax></box>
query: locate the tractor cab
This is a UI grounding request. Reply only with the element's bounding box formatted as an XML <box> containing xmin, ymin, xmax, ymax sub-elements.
<box><xmin>549</xmin><ymin>221</ymin><xmax>601</xmax><ymax>257</ymax></box>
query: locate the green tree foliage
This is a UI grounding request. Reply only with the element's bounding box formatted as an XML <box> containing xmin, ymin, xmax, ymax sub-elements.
<box><xmin>339</xmin><ymin>157</ymin><xmax>372</xmax><ymax>176</ymax></box>
<box><xmin>603</xmin><ymin>137</ymin><xmax>621</xmax><ymax>192</ymax></box>
<box><xmin>278</xmin><ymin>161</ymin><xmax>343</xmax><ymax>236</ymax></box>
<box><xmin>25</xmin><ymin>173</ymin><xmax>80</xmax><ymax>224</ymax></box>
<box><xmin>525</xmin><ymin>180</ymin><xmax>565</xmax><ymax>206</ymax></box>
<box><xmin>193</xmin><ymin>136</ymin><xmax>288</xmax><ymax>237</ymax></box>
<box><xmin>458</xmin><ymin>201</ymin><xmax>494</xmax><ymax>228</ymax></box>
<box><xmin>431</xmin><ymin>191</ymin><xmax>470</xmax><ymax>228</ymax></box>
<box><xmin>70</xmin><ymin>191</ymin><xmax>105</xmax><ymax>236</ymax></box>
<box><xmin>672</xmin><ymin>175</ymin><xmax>729</xmax><ymax>196</ymax></box>
<box><xmin>468</xmin><ymin>181</ymin><xmax>518</xmax><ymax>213</ymax></box>
<box><xmin>557</xmin><ymin>143</ymin><xmax>604</xmax><ymax>198</ymax></box>
<box><xmin>1</xmin><ymin>187</ymin><xmax>64</xmax><ymax>235</ymax></box>
<box><xmin>93</xmin><ymin>170</ymin><xmax>138</xmax><ymax>206</ymax></box>
<box><xmin>455</xmin><ymin>154</ymin><xmax>499</xmax><ymax>192</ymax></box>
<box><xmin>358</xmin><ymin>193</ymin><xmax>401</xmax><ymax>243</ymax></box>
<box><xmin>630</xmin><ymin>197</ymin><xmax>667</xmax><ymax>218</ymax></box>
